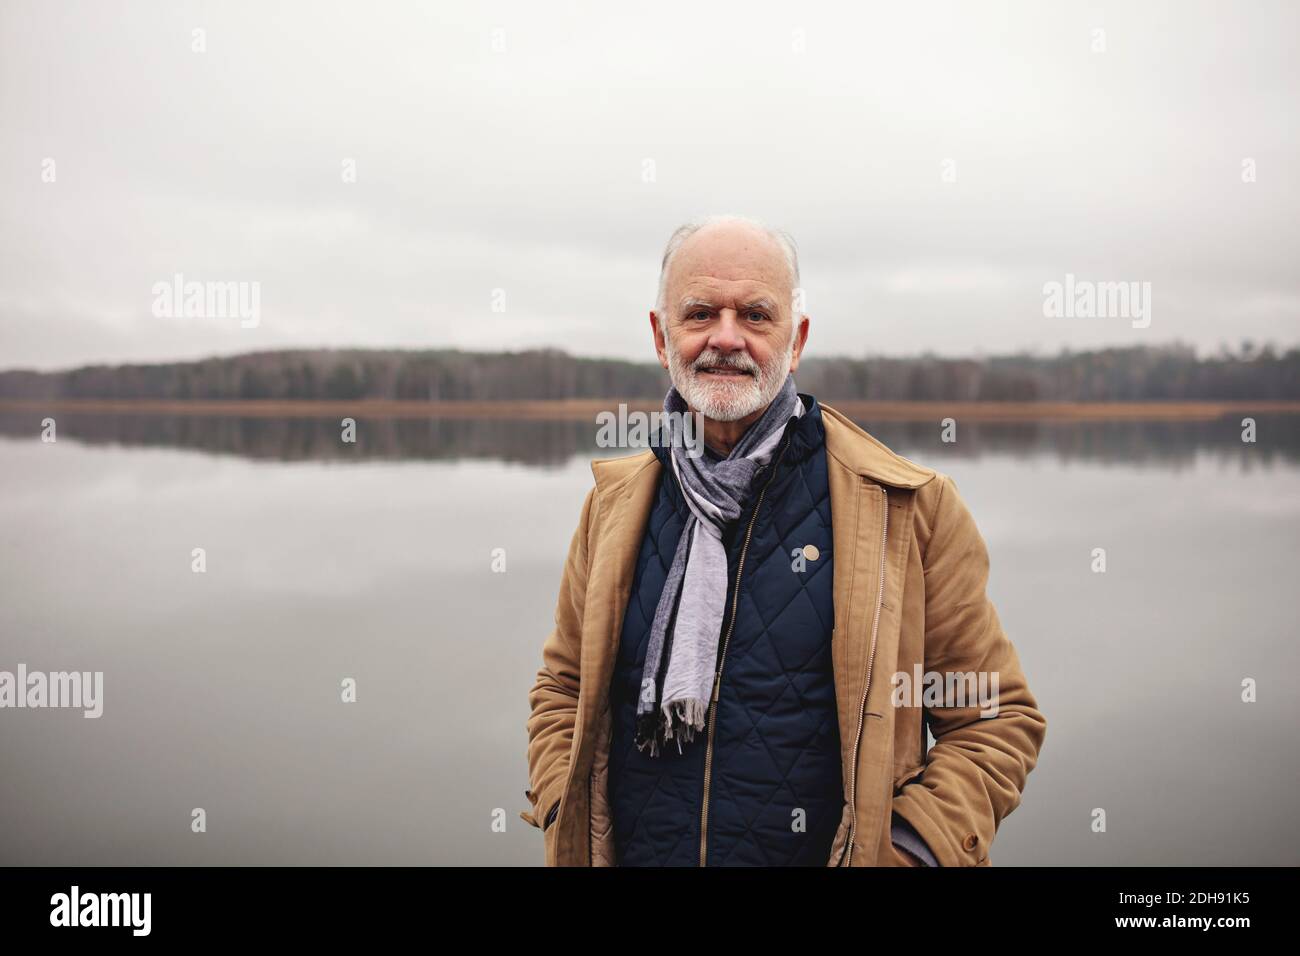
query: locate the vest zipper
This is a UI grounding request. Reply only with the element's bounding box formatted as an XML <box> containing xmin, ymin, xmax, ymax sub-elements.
<box><xmin>842</xmin><ymin>485</ymin><xmax>887</xmax><ymax>866</ymax></box>
<box><xmin>698</xmin><ymin>434</ymin><xmax>793</xmax><ymax>867</ymax></box>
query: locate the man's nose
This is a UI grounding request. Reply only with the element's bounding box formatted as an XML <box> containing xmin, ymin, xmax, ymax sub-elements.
<box><xmin>706</xmin><ymin>311</ymin><xmax>747</xmax><ymax>353</ymax></box>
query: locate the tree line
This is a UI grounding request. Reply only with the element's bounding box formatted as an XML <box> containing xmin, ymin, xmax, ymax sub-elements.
<box><xmin>1</xmin><ymin>341</ymin><xmax>1297</xmax><ymax>402</ymax></box>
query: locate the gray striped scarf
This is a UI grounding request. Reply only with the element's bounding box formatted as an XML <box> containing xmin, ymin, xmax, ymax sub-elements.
<box><xmin>635</xmin><ymin>374</ymin><xmax>804</xmax><ymax>756</ymax></box>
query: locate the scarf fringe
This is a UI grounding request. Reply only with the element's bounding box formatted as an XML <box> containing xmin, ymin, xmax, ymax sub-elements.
<box><xmin>634</xmin><ymin>697</ymin><xmax>710</xmax><ymax>758</ymax></box>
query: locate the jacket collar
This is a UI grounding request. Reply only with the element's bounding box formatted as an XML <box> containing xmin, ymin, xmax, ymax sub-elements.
<box><xmin>590</xmin><ymin>395</ymin><xmax>937</xmax><ymax>497</ymax></box>
<box><xmin>816</xmin><ymin>401</ymin><xmax>936</xmax><ymax>488</ymax></box>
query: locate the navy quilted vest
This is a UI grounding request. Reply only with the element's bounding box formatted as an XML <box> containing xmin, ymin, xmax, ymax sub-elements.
<box><xmin>606</xmin><ymin>392</ymin><xmax>842</xmax><ymax>866</ymax></box>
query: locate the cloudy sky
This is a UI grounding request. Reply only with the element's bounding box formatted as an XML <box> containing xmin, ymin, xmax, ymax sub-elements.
<box><xmin>1</xmin><ymin>0</ymin><xmax>1296</xmax><ymax>371</ymax></box>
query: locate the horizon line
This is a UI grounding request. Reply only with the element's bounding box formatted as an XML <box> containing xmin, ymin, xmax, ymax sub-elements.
<box><xmin>3</xmin><ymin>337</ymin><xmax>1295</xmax><ymax>377</ymax></box>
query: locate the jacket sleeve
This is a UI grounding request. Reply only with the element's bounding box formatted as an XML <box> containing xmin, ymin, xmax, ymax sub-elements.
<box><xmin>890</xmin><ymin>474</ymin><xmax>1047</xmax><ymax>866</ymax></box>
<box><xmin>521</xmin><ymin>485</ymin><xmax>596</xmax><ymax>835</ymax></box>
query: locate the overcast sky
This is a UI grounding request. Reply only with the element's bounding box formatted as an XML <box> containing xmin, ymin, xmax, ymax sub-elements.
<box><xmin>1</xmin><ymin>0</ymin><xmax>1296</xmax><ymax>371</ymax></box>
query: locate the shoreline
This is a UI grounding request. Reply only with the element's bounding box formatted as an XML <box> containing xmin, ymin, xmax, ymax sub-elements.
<box><xmin>2</xmin><ymin>398</ymin><xmax>1299</xmax><ymax>422</ymax></box>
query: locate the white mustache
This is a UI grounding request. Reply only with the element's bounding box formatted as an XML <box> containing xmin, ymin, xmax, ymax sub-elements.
<box><xmin>693</xmin><ymin>356</ymin><xmax>757</xmax><ymax>375</ymax></box>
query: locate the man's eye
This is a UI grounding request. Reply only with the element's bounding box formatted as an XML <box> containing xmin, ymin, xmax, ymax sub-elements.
<box><xmin>747</xmin><ymin>312</ymin><xmax>770</xmax><ymax>321</ymax></box>
<box><xmin>689</xmin><ymin>310</ymin><xmax>711</xmax><ymax>321</ymax></box>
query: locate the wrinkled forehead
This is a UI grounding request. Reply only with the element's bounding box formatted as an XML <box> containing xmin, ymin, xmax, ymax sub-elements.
<box><xmin>675</xmin><ymin>287</ymin><xmax>781</xmax><ymax>316</ymax></box>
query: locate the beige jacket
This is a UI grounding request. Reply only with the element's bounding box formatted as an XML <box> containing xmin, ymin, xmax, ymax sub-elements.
<box><xmin>522</xmin><ymin>402</ymin><xmax>1046</xmax><ymax>866</ymax></box>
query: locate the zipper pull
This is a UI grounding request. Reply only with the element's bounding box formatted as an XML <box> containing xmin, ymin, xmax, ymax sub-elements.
<box><xmin>711</xmin><ymin>672</ymin><xmax>722</xmax><ymax>703</ymax></box>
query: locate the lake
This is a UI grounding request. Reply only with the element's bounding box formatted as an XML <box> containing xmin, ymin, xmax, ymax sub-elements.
<box><xmin>1</xmin><ymin>408</ymin><xmax>1297</xmax><ymax>865</ymax></box>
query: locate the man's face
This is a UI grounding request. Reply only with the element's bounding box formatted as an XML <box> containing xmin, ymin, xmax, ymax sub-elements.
<box><xmin>651</xmin><ymin>223</ymin><xmax>809</xmax><ymax>422</ymax></box>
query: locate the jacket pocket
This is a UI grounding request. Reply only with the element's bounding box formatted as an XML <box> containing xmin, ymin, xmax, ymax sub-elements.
<box><xmin>892</xmin><ymin>764</ymin><xmax>925</xmax><ymax>794</ymax></box>
<box><xmin>544</xmin><ymin>816</ymin><xmax>558</xmax><ymax>866</ymax></box>
<box><xmin>542</xmin><ymin>794</ymin><xmax>562</xmax><ymax>865</ymax></box>
<box><xmin>885</xmin><ymin>840</ymin><xmax>924</xmax><ymax>867</ymax></box>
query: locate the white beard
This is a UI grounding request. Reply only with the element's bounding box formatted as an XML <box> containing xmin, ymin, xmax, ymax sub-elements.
<box><xmin>665</xmin><ymin>329</ymin><xmax>796</xmax><ymax>422</ymax></box>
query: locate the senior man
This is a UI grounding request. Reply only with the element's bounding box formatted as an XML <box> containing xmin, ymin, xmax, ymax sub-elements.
<box><xmin>522</xmin><ymin>214</ymin><xmax>1046</xmax><ymax>866</ymax></box>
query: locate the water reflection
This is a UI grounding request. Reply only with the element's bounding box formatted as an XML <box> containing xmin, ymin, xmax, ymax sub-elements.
<box><xmin>0</xmin><ymin>412</ymin><xmax>1296</xmax><ymax>866</ymax></box>
<box><xmin>0</xmin><ymin>409</ymin><xmax>1297</xmax><ymax>469</ymax></box>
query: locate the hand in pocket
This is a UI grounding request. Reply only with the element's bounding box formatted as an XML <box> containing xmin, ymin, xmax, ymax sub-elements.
<box><xmin>889</xmin><ymin>841</ymin><xmax>925</xmax><ymax>867</ymax></box>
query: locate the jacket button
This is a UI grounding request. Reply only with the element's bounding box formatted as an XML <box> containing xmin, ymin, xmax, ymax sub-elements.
<box><xmin>962</xmin><ymin>833</ymin><xmax>979</xmax><ymax>851</ymax></box>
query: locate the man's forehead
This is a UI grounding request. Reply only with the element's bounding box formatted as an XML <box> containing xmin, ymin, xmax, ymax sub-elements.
<box><xmin>676</xmin><ymin>269</ymin><xmax>784</xmax><ymax>299</ymax></box>
<box><xmin>668</xmin><ymin>227</ymin><xmax>791</xmax><ymax>286</ymax></box>
<box><xmin>677</xmin><ymin>285</ymin><xmax>780</xmax><ymax>311</ymax></box>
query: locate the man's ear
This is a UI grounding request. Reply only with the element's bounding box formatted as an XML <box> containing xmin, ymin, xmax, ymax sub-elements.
<box><xmin>788</xmin><ymin>315</ymin><xmax>811</xmax><ymax>373</ymax></box>
<box><xmin>650</xmin><ymin>310</ymin><xmax>669</xmax><ymax>370</ymax></box>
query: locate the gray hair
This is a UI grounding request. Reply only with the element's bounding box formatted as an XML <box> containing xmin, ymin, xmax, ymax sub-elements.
<box><xmin>654</xmin><ymin>213</ymin><xmax>802</xmax><ymax>320</ymax></box>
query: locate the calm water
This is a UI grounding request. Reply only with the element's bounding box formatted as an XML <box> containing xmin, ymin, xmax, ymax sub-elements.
<box><xmin>1</xmin><ymin>412</ymin><xmax>1297</xmax><ymax>865</ymax></box>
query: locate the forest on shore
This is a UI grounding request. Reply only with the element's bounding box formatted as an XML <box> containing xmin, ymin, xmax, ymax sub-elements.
<box><xmin>2</xmin><ymin>341</ymin><xmax>1297</xmax><ymax>403</ymax></box>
